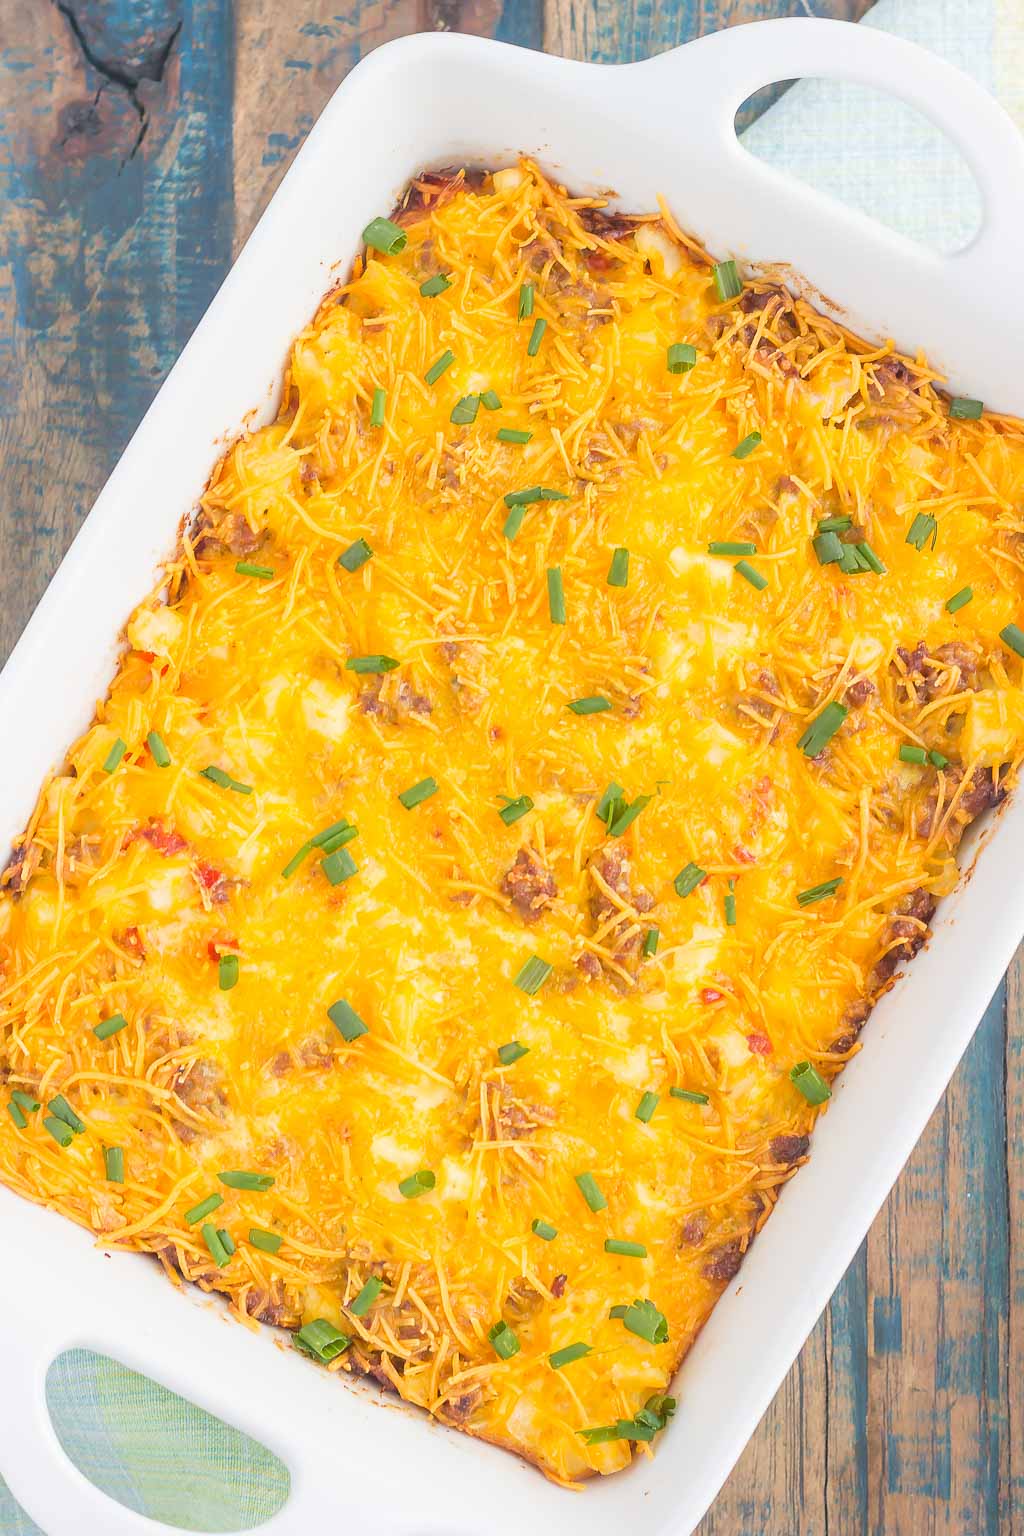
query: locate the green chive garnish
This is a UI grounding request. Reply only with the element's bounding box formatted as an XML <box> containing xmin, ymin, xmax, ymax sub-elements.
<box><xmin>218</xmin><ymin>1170</ymin><xmax>275</xmax><ymax>1191</ymax></box>
<box><xmin>10</xmin><ymin>1090</ymin><xmax>39</xmax><ymax>1112</ymax></box>
<box><xmin>899</xmin><ymin>744</ymin><xmax>927</xmax><ymax>765</ymax></box>
<box><xmin>818</xmin><ymin>515</ymin><xmax>853</xmax><ymax>532</ymax></box>
<box><xmin>94</xmin><ymin>1012</ymin><xmax>129</xmax><ymax>1041</ymax></box>
<box><xmin>518</xmin><ymin>283</ymin><xmax>534</xmax><ymax>321</ymax></box>
<box><xmin>185</xmin><ymin>1193</ymin><xmax>223</xmax><ymax>1225</ymax></box>
<box><xmin>790</xmin><ymin>1060</ymin><xmax>832</xmax><ymax>1105</ymax></box>
<box><xmin>575</xmin><ymin>1172</ymin><xmax>606</xmax><ymax>1212</ymax></box>
<box><xmin>713</xmin><ymin>260</ymin><xmax>742</xmax><ymax>301</ymax></box>
<box><xmin>202</xmin><ymin>1223</ymin><xmax>232</xmax><ymax>1268</ymax></box>
<box><xmin>667</xmin><ymin>342</ymin><xmax>697</xmax><ymax>374</ymax></box>
<box><xmin>906</xmin><ymin>513</ymin><xmax>938</xmax><ymax>551</ymax></box>
<box><xmin>398</xmin><ymin>1169</ymin><xmax>435</xmax><ymax>1199</ymax></box>
<box><xmin>48</xmin><ymin>1095</ymin><xmax>84</xmax><ymax>1134</ymax></box>
<box><xmin>504</xmin><ymin>485</ymin><xmax>567</xmax><ymax>507</ymax></box>
<box><xmin>249</xmin><ymin>1228</ymin><xmax>283</xmax><ymax>1254</ymax></box>
<box><xmin>498</xmin><ymin>794</ymin><xmax>533</xmax><ymax>825</ymax></box>
<box><xmin>503</xmin><ymin>505</ymin><xmax>525</xmax><ymax>540</ymax></box>
<box><xmin>322</xmin><ymin>847</ymin><xmax>358</xmax><ymax>884</ymax></box>
<box><xmin>497</xmin><ymin>427</ymin><xmax>532</xmax><ymax>444</ymax></box>
<box><xmin>147</xmin><ymin>730</ymin><xmax>171</xmax><ymax>767</ymax></box>
<box><xmin>607</xmin><ymin>547</ymin><xmax>629</xmax><ymax>587</ymax></box>
<box><xmin>735</xmin><ymin>560</ymin><xmax>767</xmax><ymax>590</ymax></box>
<box><xmin>797</xmin><ymin>701</ymin><xmax>847</xmax><ymax>757</ymax></box>
<box><xmin>580</xmin><ymin>1396</ymin><xmax>675</xmax><ymax>1444</ymax></box>
<box><xmin>218</xmin><ymin>1229</ymin><xmax>236</xmax><ymax>1258</ymax></box>
<box><xmin>200</xmin><ymin>766</ymin><xmax>252</xmax><ymax>794</ymax></box>
<box><xmin>635</xmin><ymin>1091</ymin><xmax>658</xmax><ymax>1124</ymax></box>
<box><xmin>813</xmin><ymin>531</ymin><xmax>843</xmax><ymax>566</ymax></box>
<box><xmin>104</xmin><ymin>1146</ymin><xmax>124</xmax><ymax>1183</ymax></box>
<box><xmin>708</xmin><ymin>541</ymin><xmax>755</xmax><ymax>557</ymax></box>
<box><xmin>363</xmin><ymin>216</ymin><xmax>406</xmax><ymax>255</ymax></box>
<box><xmin>946</xmin><ymin>586</ymin><xmax>973</xmax><ymax>614</ymax></box>
<box><xmin>674</xmin><ymin>862</ymin><xmax>705</xmax><ymax>898</ymax></box>
<box><xmin>732</xmin><ymin>432</ymin><xmax>762</xmax><ymax>460</ymax></box>
<box><xmin>929</xmin><ymin>749</ymin><xmax>949</xmax><ymax>769</ymax></box>
<box><xmin>1001</xmin><ymin>624</ymin><xmax>1024</xmax><ymax>657</ymax></box>
<box><xmin>513</xmin><ymin>955</ymin><xmax>552</xmax><ymax>995</ymax></box>
<box><xmin>398</xmin><ymin>777</ymin><xmax>438</xmax><ymax>810</ymax></box>
<box><xmin>370</xmin><ymin>388</ymin><xmax>386</xmax><ymax>428</ymax></box>
<box><xmin>312</xmin><ymin>819</ymin><xmax>356</xmax><ymax>849</ymax></box>
<box><xmin>424</xmin><ymin>350</ymin><xmax>454</xmax><ymax>386</ymax></box>
<box><xmin>420</xmin><ymin>272</ymin><xmax>451</xmax><ymax>297</ymax></box>
<box><xmin>568</xmin><ymin>696</ymin><xmax>611</xmax><ymax>715</ymax></box>
<box><xmin>218</xmin><ymin>954</ymin><xmax>238</xmax><ymax>991</ymax></box>
<box><xmin>498</xmin><ymin>1040</ymin><xmax>529</xmax><ymax>1066</ymax></box>
<box><xmin>642</xmin><ymin>926</ymin><xmax>659</xmax><ymax>957</ymax></box>
<box><xmin>547</xmin><ymin>567</ymin><xmax>566</xmax><ymax>625</ymax></box>
<box><xmin>527</xmin><ymin>318</ymin><xmax>546</xmax><ymax>356</ymax></box>
<box><xmin>621</xmin><ymin>1297</ymin><xmax>669</xmax><ymax>1344</ymax></box>
<box><xmin>858</xmin><ymin>541</ymin><xmax>886</xmax><ymax>574</ymax></box>
<box><xmin>235</xmin><ymin>561</ymin><xmax>274</xmax><ymax>579</ymax></box>
<box><xmin>346</xmin><ymin>654</ymin><xmax>399</xmax><ymax>674</ymax></box>
<box><xmin>489</xmin><ymin>1320</ymin><xmax>520</xmax><ymax>1360</ymax></box>
<box><xmin>451</xmin><ymin>394</ymin><xmax>479</xmax><ymax>426</ymax></box>
<box><xmin>670</xmin><ymin>1086</ymin><xmax>709</xmax><ymax>1104</ymax></box>
<box><xmin>797</xmin><ymin>877</ymin><xmax>843</xmax><ymax>907</ymax></box>
<box><xmin>349</xmin><ymin>1276</ymin><xmax>383</xmax><ymax>1317</ymax></box>
<box><xmin>7</xmin><ymin>1102</ymin><xmax>27</xmax><ymax>1130</ymax></box>
<box><xmin>296</xmin><ymin>1319</ymin><xmax>350</xmax><ymax>1363</ymax></box>
<box><xmin>607</xmin><ymin>794</ymin><xmax>652</xmax><ymax>838</ymax></box>
<box><xmin>550</xmin><ymin>1342</ymin><xmax>591</xmax><ymax>1370</ymax></box>
<box><xmin>481</xmin><ymin>389</ymin><xmax>502</xmax><ymax>411</ymax></box>
<box><xmin>43</xmin><ymin>1115</ymin><xmax>73</xmax><ymax>1148</ymax></box>
<box><xmin>950</xmin><ymin>396</ymin><xmax>983</xmax><ymax>420</ymax></box>
<box><xmin>102</xmin><ymin>738</ymin><xmax>127</xmax><ymax>774</ymax></box>
<box><xmin>724</xmin><ymin>878</ymin><xmax>737</xmax><ymax>926</ymax></box>
<box><xmin>282</xmin><ymin>841</ymin><xmax>313</xmax><ymax>879</ymax></box>
<box><xmin>595</xmin><ymin>782</ymin><xmax>624</xmax><ymax>824</ymax></box>
<box><xmin>605</xmin><ymin>1238</ymin><xmax>647</xmax><ymax>1258</ymax></box>
<box><xmin>532</xmin><ymin>1218</ymin><xmax>557</xmax><ymax>1241</ymax></box>
<box><xmin>328</xmin><ymin>998</ymin><xmax>368</xmax><ymax>1042</ymax></box>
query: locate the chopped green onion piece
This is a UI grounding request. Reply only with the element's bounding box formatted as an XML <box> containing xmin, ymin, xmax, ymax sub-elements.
<box><xmin>282</xmin><ymin>841</ymin><xmax>313</xmax><ymax>879</ymax></box>
<box><xmin>527</xmin><ymin>318</ymin><xmax>547</xmax><ymax>356</ymax></box>
<box><xmin>735</xmin><ymin>560</ymin><xmax>767</xmax><ymax>590</ymax></box>
<box><xmin>790</xmin><ymin>1059</ymin><xmax>832</xmax><ymax>1105</ymax></box>
<box><xmin>147</xmin><ymin>730</ymin><xmax>171</xmax><ymax>767</ymax></box>
<box><xmin>621</xmin><ymin>1297</ymin><xmax>669</xmax><ymax>1344</ymax></box>
<box><xmin>424</xmin><ymin>350</ymin><xmax>454</xmax><ymax>385</ymax></box>
<box><xmin>708</xmin><ymin>541</ymin><xmax>756</xmax><ymax>556</ymax></box>
<box><xmin>370</xmin><ymin>388</ymin><xmax>386</xmax><ymax>428</ymax></box>
<box><xmin>813</xmin><ymin>531</ymin><xmax>844</xmax><ymax>566</ymax></box>
<box><xmin>328</xmin><ymin>998</ymin><xmax>368</xmax><ymax>1042</ymax></box>
<box><xmin>518</xmin><ymin>282</ymin><xmax>534</xmax><ymax>320</ymax></box>
<box><xmin>608</xmin><ymin>1305</ymin><xmax>627</xmax><ymax>1320</ymax></box>
<box><xmin>635</xmin><ymin>1091</ymin><xmax>659</xmax><ymax>1124</ymax></box>
<box><xmin>363</xmin><ymin>216</ymin><xmax>406</xmax><ymax>255</ymax></box>
<box><xmin>906</xmin><ymin>513</ymin><xmax>938</xmax><ymax>552</ymax></box>
<box><xmin>94</xmin><ymin>1012</ymin><xmax>129</xmax><ymax>1042</ymax></box>
<box><xmin>349</xmin><ymin>1276</ymin><xmax>383</xmax><ymax>1317</ymax></box>
<box><xmin>420</xmin><ymin>272</ymin><xmax>451</xmax><ymax>297</ymax></box>
<box><xmin>43</xmin><ymin>1115</ymin><xmax>73</xmax><ymax>1148</ymax></box>
<box><xmin>10</xmin><ymin>1090</ymin><xmax>39</xmax><ymax>1113</ymax></box>
<box><xmin>674</xmin><ymin>862</ymin><xmax>705</xmax><ymax>898</ymax></box>
<box><xmin>398</xmin><ymin>777</ymin><xmax>438</xmax><ymax>810</ymax></box>
<box><xmin>724</xmin><ymin>878</ymin><xmax>737</xmax><ymax>926</ymax></box>
<box><xmin>503</xmin><ymin>505</ymin><xmax>525</xmax><ymax>541</ymax></box>
<box><xmin>855</xmin><ymin>541</ymin><xmax>884</xmax><ymax>574</ymax></box>
<box><xmin>450</xmin><ymin>394</ymin><xmax>480</xmax><ymax>426</ymax></box>
<box><xmin>642</xmin><ymin>926</ymin><xmax>659</xmax><ymax>958</ymax></box>
<box><xmin>398</xmin><ymin>1169</ymin><xmax>435</xmax><ymax>1199</ymax></box>
<box><xmin>605</xmin><ymin>1238</ymin><xmax>648</xmax><ymax>1258</ymax></box>
<box><xmin>946</xmin><ymin>586</ymin><xmax>973</xmax><ymax>614</ymax></box>
<box><xmin>48</xmin><ymin>1095</ymin><xmax>84</xmax><ymax>1134</ymax></box>
<box><xmin>670</xmin><ymin>1086</ymin><xmax>709</xmax><ymax>1104</ymax></box>
<box><xmin>311</xmin><ymin>819</ymin><xmax>353</xmax><ymax>848</ymax></box>
<box><xmin>607</xmin><ymin>794</ymin><xmax>652</xmax><ymax>838</ymax></box>
<box><xmin>550</xmin><ymin>1342</ymin><xmax>591</xmax><ymax>1370</ymax></box>
<box><xmin>202</xmin><ymin>1223</ymin><xmax>231</xmax><ymax>1268</ymax></box>
<box><xmin>318</xmin><ymin>825</ymin><xmax>358</xmax><ymax>854</ymax></box>
<box><xmin>497</xmin><ymin>427</ymin><xmax>532</xmax><ymax>444</ymax></box>
<box><xmin>7</xmin><ymin>1102</ymin><xmax>27</xmax><ymax>1130</ymax></box>
<box><xmin>731</xmin><ymin>432</ymin><xmax>762</xmax><ymax>460</ymax></box>
<box><xmin>595</xmin><ymin>781</ymin><xmax>624</xmax><ymax>824</ymax></box>
<box><xmin>104</xmin><ymin>1146</ymin><xmax>125</xmax><ymax>1183</ymax></box>
<box><xmin>818</xmin><ymin>515</ymin><xmax>853</xmax><ymax>533</ymax></box>
<box><xmin>345</xmin><ymin>654</ymin><xmax>399</xmax><ymax>674</ymax></box>
<box><xmin>296</xmin><ymin>1319</ymin><xmax>350</xmax><ymax>1363</ymax></box>
<box><xmin>488</xmin><ymin>1320</ymin><xmax>520</xmax><ymax>1360</ymax></box>
<box><xmin>218</xmin><ymin>954</ymin><xmax>239</xmax><ymax>991</ymax></box>
<box><xmin>218</xmin><ymin>1229</ymin><xmax>236</xmax><ymax>1258</ymax></box>
<box><xmin>249</xmin><ymin>1228</ymin><xmax>283</xmax><ymax>1254</ymax></box>
<box><xmin>498</xmin><ymin>1040</ymin><xmax>529</xmax><ymax>1066</ymax></box>
<box><xmin>504</xmin><ymin>485</ymin><xmax>567</xmax><ymax>507</ymax></box>
<box><xmin>929</xmin><ymin>749</ymin><xmax>949</xmax><ymax>769</ymax></box>
<box><xmin>185</xmin><ymin>1193</ymin><xmax>223</xmax><ymax>1225</ymax></box>
<box><xmin>579</xmin><ymin>1423</ymin><xmax>628</xmax><ymax>1446</ymax></box>
<box><xmin>338</xmin><ymin>541</ymin><xmax>374</xmax><ymax>580</ymax></box>
<box><xmin>532</xmin><ymin>1218</ymin><xmax>557</xmax><ymax>1241</ymax></box>
<box><xmin>480</xmin><ymin>389</ymin><xmax>502</xmax><ymax>411</ymax></box>
<box><xmin>568</xmin><ymin>695</ymin><xmax>611</xmax><ymax>715</ymax></box>
<box><xmin>235</xmin><ymin>561</ymin><xmax>274</xmax><ymax>579</ymax></box>
<box><xmin>1001</xmin><ymin>624</ymin><xmax>1024</xmax><ymax>658</ymax></box>
<box><xmin>580</xmin><ymin>1396</ymin><xmax>675</xmax><ymax>1445</ymax></box>
<box><xmin>102</xmin><ymin>738</ymin><xmax>127</xmax><ymax>774</ymax></box>
<box><xmin>899</xmin><ymin>744</ymin><xmax>928</xmax><ymax>765</ymax></box>
<box><xmin>713</xmin><ymin>259</ymin><xmax>742</xmax><ymax>301</ymax></box>
<box><xmin>218</xmin><ymin>1170</ymin><xmax>275</xmax><ymax>1191</ymax></box>
<box><xmin>498</xmin><ymin>794</ymin><xmax>534</xmax><ymax>826</ymax></box>
<box><xmin>797</xmin><ymin>877</ymin><xmax>843</xmax><ymax>907</ymax></box>
<box><xmin>200</xmin><ymin>765</ymin><xmax>252</xmax><ymax>794</ymax></box>
<box><xmin>950</xmin><ymin>396</ymin><xmax>983</xmax><ymax>420</ymax></box>
<box><xmin>513</xmin><ymin>955</ymin><xmax>552</xmax><ymax>995</ymax></box>
<box><xmin>605</xmin><ymin>547</ymin><xmax>630</xmax><ymax>588</ymax></box>
<box><xmin>667</xmin><ymin>342</ymin><xmax>697</xmax><ymax>374</ymax></box>
<box><xmin>797</xmin><ymin>701</ymin><xmax>848</xmax><ymax>757</ymax></box>
<box><xmin>547</xmin><ymin>567</ymin><xmax>566</xmax><ymax>625</ymax></box>
<box><xmin>575</xmin><ymin>1171</ymin><xmax>606</xmax><ymax>1212</ymax></box>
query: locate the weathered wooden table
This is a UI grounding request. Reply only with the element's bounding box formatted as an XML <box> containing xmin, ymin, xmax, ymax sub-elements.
<box><xmin>0</xmin><ymin>4</ymin><xmax>1019</xmax><ymax>1532</ymax></box>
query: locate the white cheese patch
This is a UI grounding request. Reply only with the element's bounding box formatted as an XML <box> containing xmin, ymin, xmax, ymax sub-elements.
<box><xmin>302</xmin><ymin>681</ymin><xmax>351</xmax><ymax>741</ymax></box>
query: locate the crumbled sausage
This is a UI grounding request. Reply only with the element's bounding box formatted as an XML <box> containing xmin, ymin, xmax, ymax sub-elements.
<box><xmin>894</xmin><ymin>641</ymin><xmax>982</xmax><ymax>704</ymax></box>
<box><xmin>493</xmin><ymin>1084</ymin><xmax>554</xmax><ymax>1141</ymax></box>
<box><xmin>244</xmin><ymin>1285</ymin><xmax>300</xmax><ymax>1328</ymax></box>
<box><xmin>501</xmin><ymin>848</ymin><xmax>556</xmax><ymax>923</ymax></box>
<box><xmin>585</xmin><ymin>849</ymin><xmax>655</xmax><ymax>978</ymax></box>
<box><xmin>845</xmin><ymin>675</ymin><xmax>876</xmax><ymax>708</ymax></box>
<box><xmin>193</xmin><ymin>511</ymin><xmax>265</xmax><ymax>559</ymax></box>
<box><xmin>831</xmin><ymin>997</ymin><xmax>871</xmax><ymax>1054</ymax></box>
<box><xmin>1</xmin><ymin>841</ymin><xmax>41</xmax><ymax>897</ymax></box>
<box><xmin>504</xmin><ymin>1277</ymin><xmax>543</xmax><ymax>1323</ymax></box>
<box><xmin>769</xmin><ymin>1133</ymin><xmax>810</xmax><ymax>1165</ymax></box>
<box><xmin>917</xmin><ymin>764</ymin><xmax>1005</xmax><ymax>840</ymax></box>
<box><xmin>680</xmin><ymin>1213</ymin><xmax>708</xmax><ymax>1247</ymax></box>
<box><xmin>550</xmin><ymin>1273</ymin><xmax>568</xmax><ymax>1299</ymax></box>
<box><xmin>702</xmin><ymin>1239</ymin><xmax>745</xmax><ymax>1283</ymax></box>
<box><xmin>170</xmin><ymin>1059</ymin><xmax>227</xmax><ymax>1141</ymax></box>
<box><xmin>359</xmin><ymin>676</ymin><xmax>432</xmax><ymax>722</ymax></box>
<box><xmin>870</xmin><ymin>887</ymin><xmax>937</xmax><ymax>986</ymax></box>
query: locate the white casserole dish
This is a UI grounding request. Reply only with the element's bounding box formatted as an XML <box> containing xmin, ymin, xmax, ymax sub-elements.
<box><xmin>1</xmin><ymin>17</ymin><xmax>1023</xmax><ymax>1535</ymax></box>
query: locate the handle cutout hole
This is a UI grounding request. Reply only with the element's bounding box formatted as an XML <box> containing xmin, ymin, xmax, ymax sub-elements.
<box><xmin>737</xmin><ymin>77</ymin><xmax>983</xmax><ymax>255</ymax></box>
<box><xmin>45</xmin><ymin>1349</ymin><xmax>289</xmax><ymax>1533</ymax></box>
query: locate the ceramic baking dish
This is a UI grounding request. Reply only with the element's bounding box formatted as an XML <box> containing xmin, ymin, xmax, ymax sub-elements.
<box><xmin>2</xmin><ymin>17</ymin><xmax>1023</xmax><ymax>1535</ymax></box>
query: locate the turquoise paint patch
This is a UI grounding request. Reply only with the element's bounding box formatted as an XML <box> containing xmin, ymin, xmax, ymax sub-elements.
<box><xmin>873</xmin><ymin>1295</ymin><xmax>903</xmax><ymax>1355</ymax></box>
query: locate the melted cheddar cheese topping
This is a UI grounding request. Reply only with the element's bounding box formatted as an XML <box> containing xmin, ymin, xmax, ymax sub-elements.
<box><xmin>3</xmin><ymin>163</ymin><xmax>1024</xmax><ymax>1485</ymax></box>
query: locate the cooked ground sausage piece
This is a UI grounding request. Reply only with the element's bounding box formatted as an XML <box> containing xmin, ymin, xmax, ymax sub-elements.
<box><xmin>702</xmin><ymin>1239</ymin><xmax>745</xmax><ymax>1283</ymax></box>
<box><xmin>501</xmin><ymin>848</ymin><xmax>556</xmax><ymax>922</ymax></box>
<box><xmin>894</xmin><ymin>641</ymin><xmax>982</xmax><ymax>704</ymax></box>
<box><xmin>870</xmin><ymin>887</ymin><xmax>937</xmax><ymax>986</ymax></box>
<box><xmin>769</xmin><ymin>1133</ymin><xmax>810</xmax><ymax>1165</ymax></box>
<box><xmin>916</xmin><ymin>764</ymin><xmax>1005</xmax><ymax>840</ymax></box>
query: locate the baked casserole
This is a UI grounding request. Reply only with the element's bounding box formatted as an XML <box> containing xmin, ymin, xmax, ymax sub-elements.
<box><xmin>2</xmin><ymin>161</ymin><xmax>1024</xmax><ymax>1484</ymax></box>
